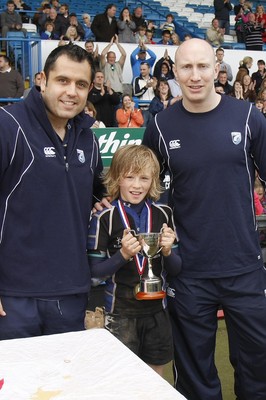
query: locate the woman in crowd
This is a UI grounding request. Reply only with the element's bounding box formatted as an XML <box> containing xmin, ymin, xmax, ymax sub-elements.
<box><xmin>116</xmin><ymin>94</ymin><xmax>144</xmax><ymax>128</ymax></box>
<box><xmin>65</xmin><ymin>26</ymin><xmax>80</xmax><ymax>42</ymax></box>
<box><xmin>235</xmin><ymin>56</ymin><xmax>253</xmax><ymax>82</ymax></box>
<box><xmin>171</xmin><ymin>32</ymin><xmax>181</xmax><ymax>45</ymax></box>
<box><xmin>242</xmin><ymin>74</ymin><xmax>257</xmax><ymax>102</ymax></box>
<box><xmin>117</xmin><ymin>7</ymin><xmax>136</xmax><ymax>43</ymax></box>
<box><xmin>85</xmin><ymin>101</ymin><xmax>106</xmax><ymax>128</ymax></box>
<box><xmin>149</xmin><ymin>78</ymin><xmax>178</xmax><ymax>117</ymax></box>
<box><xmin>231</xmin><ymin>80</ymin><xmax>244</xmax><ymax>100</ymax></box>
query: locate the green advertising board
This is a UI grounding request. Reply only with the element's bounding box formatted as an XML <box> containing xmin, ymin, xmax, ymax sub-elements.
<box><xmin>93</xmin><ymin>128</ymin><xmax>145</xmax><ymax>167</ymax></box>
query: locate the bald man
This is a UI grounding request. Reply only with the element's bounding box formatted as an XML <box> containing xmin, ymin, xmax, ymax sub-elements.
<box><xmin>143</xmin><ymin>39</ymin><xmax>266</xmax><ymax>400</ymax></box>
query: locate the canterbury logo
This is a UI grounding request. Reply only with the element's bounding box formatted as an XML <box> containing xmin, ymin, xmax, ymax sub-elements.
<box><xmin>169</xmin><ymin>139</ymin><xmax>181</xmax><ymax>149</ymax></box>
<box><xmin>44</xmin><ymin>147</ymin><xmax>56</xmax><ymax>157</ymax></box>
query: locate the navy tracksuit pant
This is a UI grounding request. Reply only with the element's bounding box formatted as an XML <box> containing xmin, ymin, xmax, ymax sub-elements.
<box><xmin>167</xmin><ymin>267</ymin><xmax>266</xmax><ymax>400</ymax></box>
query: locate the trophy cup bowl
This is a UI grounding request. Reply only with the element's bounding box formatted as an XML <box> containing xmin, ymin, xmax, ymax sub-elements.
<box><xmin>132</xmin><ymin>231</ymin><xmax>166</xmax><ymax>300</ymax></box>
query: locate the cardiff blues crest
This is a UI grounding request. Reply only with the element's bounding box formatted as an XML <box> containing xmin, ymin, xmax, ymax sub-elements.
<box><xmin>77</xmin><ymin>149</ymin><xmax>85</xmax><ymax>163</ymax></box>
<box><xmin>231</xmin><ymin>132</ymin><xmax>242</xmax><ymax>145</ymax></box>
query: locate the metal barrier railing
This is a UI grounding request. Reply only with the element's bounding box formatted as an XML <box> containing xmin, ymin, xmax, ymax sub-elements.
<box><xmin>1</xmin><ymin>37</ymin><xmax>42</xmax><ymax>87</ymax></box>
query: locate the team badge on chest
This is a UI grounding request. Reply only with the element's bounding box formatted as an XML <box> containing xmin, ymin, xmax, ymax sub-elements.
<box><xmin>231</xmin><ymin>132</ymin><xmax>242</xmax><ymax>145</ymax></box>
<box><xmin>77</xmin><ymin>149</ymin><xmax>85</xmax><ymax>163</ymax></box>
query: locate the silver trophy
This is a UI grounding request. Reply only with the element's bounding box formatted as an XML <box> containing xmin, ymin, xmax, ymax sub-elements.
<box><xmin>130</xmin><ymin>230</ymin><xmax>166</xmax><ymax>300</ymax></box>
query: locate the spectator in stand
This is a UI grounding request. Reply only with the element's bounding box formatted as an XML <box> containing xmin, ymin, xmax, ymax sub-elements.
<box><xmin>252</xmin><ymin>59</ymin><xmax>266</xmax><ymax>94</ymax></box>
<box><xmin>206</xmin><ymin>18</ymin><xmax>225</xmax><ymax>46</ymax></box>
<box><xmin>149</xmin><ymin>78</ymin><xmax>178</xmax><ymax>117</ymax></box>
<box><xmin>116</xmin><ymin>94</ymin><xmax>144</xmax><ymax>128</ymax></box>
<box><xmin>66</xmin><ymin>13</ymin><xmax>85</xmax><ymax>41</ymax></box>
<box><xmin>214</xmin><ymin>70</ymin><xmax>233</xmax><ymax>95</ymax></box>
<box><xmin>132</xmin><ymin>6</ymin><xmax>146</xmax><ymax>33</ymax></box>
<box><xmin>157</xmin><ymin>29</ymin><xmax>172</xmax><ymax>45</ymax></box>
<box><xmin>244</xmin><ymin>12</ymin><xmax>264</xmax><ymax>51</ymax></box>
<box><xmin>183</xmin><ymin>33</ymin><xmax>192</xmax><ymax>40</ymax></box>
<box><xmin>171</xmin><ymin>32</ymin><xmax>181</xmax><ymax>45</ymax></box>
<box><xmin>91</xmin><ymin>4</ymin><xmax>117</xmax><ymax>43</ymax></box>
<box><xmin>257</xmin><ymin>86</ymin><xmax>266</xmax><ymax>102</ymax></box>
<box><xmin>23</xmin><ymin>71</ymin><xmax>41</xmax><ymax>98</ymax></box>
<box><xmin>231</xmin><ymin>80</ymin><xmax>244</xmax><ymax>100</ymax></box>
<box><xmin>13</xmin><ymin>0</ymin><xmax>31</xmax><ymax>23</ymax></box>
<box><xmin>84</xmin><ymin>101</ymin><xmax>106</xmax><ymax>128</ymax></box>
<box><xmin>146</xmin><ymin>29</ymin><xmax>156</xmax><ymax>44</ymax></box>
<box><xmin>39</xmin><ymin>7</ymin><xmax>63</xmax><ymax>38</ymax></box>
<box><xmin>215</xmin><ymin>85</ymin><xmax>225</xmax><ymax>94</ymax></box>
<box><xmin>57</xmin><ymin>3</ymin><xmax>69</xmax><ymax>37</ymax></box>
<box><xmin>50</xmin><ymin>0</ymin><xmax>60</xmax><ymax>11</ymax></box>
<box><xmin>242</xmin><ymin>74</ymin><xmax>257</xmax><ymax>102</ymax></box>
<box><xmin>160</xmin><ymin>13</ymin><xmax>175</xmax><ymax>33</ymax></box>
<box><xmin>64</xmin><ymin>25</ymin><xmax>80</xmax><ymax>42</ymax></box>
<box><xmin>133</xmin><ymin>61</ymin><xmax>157</xmax><ymax>126</ymax></box>
<box><xmin>153</xmin><ymin>49</ymin><xmax>174</xmax><ymax>81</ymax></box>
<box><xmin>236</xmin><ymin>56</ymin><xmax>253</xmax><ymax>82</ymax></box>
<box><xmin>81</xmin><ymin>14</ymin><xmax>94</xmax><ymax>41</ymax></box>
<box><xmin>135</xmin><ymin>25</ymin><xmax>148</xmax><ymax>46</ymax></box>
<box><xmin>40</xmin><ymin>21</ymin><xmax>59</xmax><ymax>39</ymax></box>
<box><xmin>255</xmin><ymin>4</ymin><xmax>266</xmax><ymax>43</ymax></box>
<box><xmin>214</xmin><ymin>0</ymin><xmax>233</xmax><ymax>35</ymax></box>
<box><xmin>84</xmin><ymin>40</ymin><xmax>100</xmax><ymax>69</ymax></box>
<box><xmin>130</xmin><ymin>44</ymin><xmax>156</xmax><ymax>81</ymax></box>
<box><xmin>100</xmin><ymin>35</ymin><xmax>126</xmax><ymax>96</ymax></box>
<box><xmin>0</xmin><ymin>54</ymin><xmax>24</xmax><ymax>105</ymax></box>
<box><xmin>32</xmin><ymin>1</ymin><xmax>50</xmax><ymax>27</ymax></box>
<box><xmin>215</xmin><ymin>47</ymin><xmax>233</xmax><ymax>82</ymax></box>
<box><xmin>255</xmin><ymin>97</ymin><xmax>264</xmax><ymax>112</ymax></box>
<box><xmin>234</xmin><ymin>1</ymin><xmax>252</xmax><ymax>43</ymax></box>
<box><xmin>88</xmin><ymin>70</ymin><xmax>120</xmax><ymax>127</ymax></box>
<box><xmin>1</xmin><ymin>0</ymin><xmax>27</xmax><ymax>51</ymax></box>
<box><xmin>117</xmin><ymin>7</ymin><xmax>136</xmax><ymax>43</ymax></box>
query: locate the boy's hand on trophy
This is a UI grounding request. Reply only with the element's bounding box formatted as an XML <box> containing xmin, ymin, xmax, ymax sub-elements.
<box><xmin>120</xmin><ymin>229</ymin><xmax>141</xmax><ymax>260</ymax></box>
<box><xmin>160</xmin><ymin>223</ymin><xmax>176</xmax><ymax>257</ymax></box>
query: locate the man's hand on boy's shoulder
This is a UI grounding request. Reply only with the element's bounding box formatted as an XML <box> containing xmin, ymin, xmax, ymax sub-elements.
<box><xmin>93</xmin><ymin>197</ymin><xmax>112</xmax><ymax>213</ymax></box>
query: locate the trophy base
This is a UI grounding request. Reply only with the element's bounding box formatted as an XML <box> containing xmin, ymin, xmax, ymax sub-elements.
<box><xmin>135</xmin><ymin>290</ymin><xmax>166</xmax><ymax>300</ymax></box>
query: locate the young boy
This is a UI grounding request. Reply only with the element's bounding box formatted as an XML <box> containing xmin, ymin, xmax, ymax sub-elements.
<box><xmin>87</xmin><ymin>145</ymin><xmax>182</xmax><ymax>376</ymax></box>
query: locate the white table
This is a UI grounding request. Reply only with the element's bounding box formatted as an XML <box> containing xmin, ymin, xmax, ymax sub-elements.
<box><xmin>0</xmin><ymin>328</ymin><xmax>186</xmax><ymax>399</ymax></box>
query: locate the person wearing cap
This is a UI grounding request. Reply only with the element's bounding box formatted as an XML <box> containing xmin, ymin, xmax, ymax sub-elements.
<box><xmin>130</xmin><ymin>44</ymin><xmax>156</xmax><ymax>81</ymax></box>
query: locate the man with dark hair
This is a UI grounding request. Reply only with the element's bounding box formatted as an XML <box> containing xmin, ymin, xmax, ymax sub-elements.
<box><xmin>91</xmin><ymin>4</ymin><xmax>117</xmax><ymax>42</ymax></box>
<box><xmin>251</xmin><ymin>59</ymin><xmax>266</xmax><ymax>94</ymax></box>
<box><xmin>85</xmin><ymin>40</ymin><xmax>101</xmax><ymax>69</ymax></box>
<box><xmin>214</xmin><ymin>70</ymin><xmax>233</xmax><ymax>95</ymax></box>
<box><xmin>0</xmin><ymin>54</ymin><xmax>24</xmax><ymax>104</ymax></box>
<box><xmin>0</xmin><ymin>44</ymin><xmax>104</xmax><ymax>340</ymax></box>
<box><xmin>157</xmin><ymin>29</ymin><xmax>172</xmax><ymax>45</ymax></box>
<box><xmin>214</xmin><ymin>0</ymin><xmax>233</xmax><ymax>35</ymax></box>
<box><xmin>88</xmin><ymin>70</ymin><xmax>120</xmax><ymax>127</ymax></box>
<box><xmin>1</xmin><ymin>0</ymin><xmax>27</xmax><ymax>50</ymax></box>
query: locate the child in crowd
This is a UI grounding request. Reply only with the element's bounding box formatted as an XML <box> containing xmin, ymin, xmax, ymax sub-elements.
<box><xmin>255</xmin><ymin>98</ymin><xmax>264</xmax><ymax>113</ymax></box>
<box><xmin>40</xmin><ymin>21</ymin><xmax>58</xmax><ymax>39</ymax></box>
<box><xmin>135</xmin><ymin>25</ymin><xmax>148</xmax><ymax>45</ymax></box>
<box><xmin>84</xmin><ymin>101</ymin><xmax>106</xmax><ymax>128</ymax></box>
<box><xmin>160</xmin><ymin>13</ymin><xmax>175</xmax><ymax>33</ymax></box>
<box><xmin>87</xmin><ymin>144</ymin><xmax>182</xmax><ymax>376</ymax></box>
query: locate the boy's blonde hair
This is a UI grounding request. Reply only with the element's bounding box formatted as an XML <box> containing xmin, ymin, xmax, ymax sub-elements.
<box><xmin>104</xmin><ymin>144</ymin><xmax>162</xmax><ymax>201</ymax></box>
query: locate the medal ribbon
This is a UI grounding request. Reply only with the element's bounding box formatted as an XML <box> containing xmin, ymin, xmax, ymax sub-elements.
<box><xmin>117</xmin><ymin>199</ymin><xmax>152</xmax><ymax>275</ymax></box>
